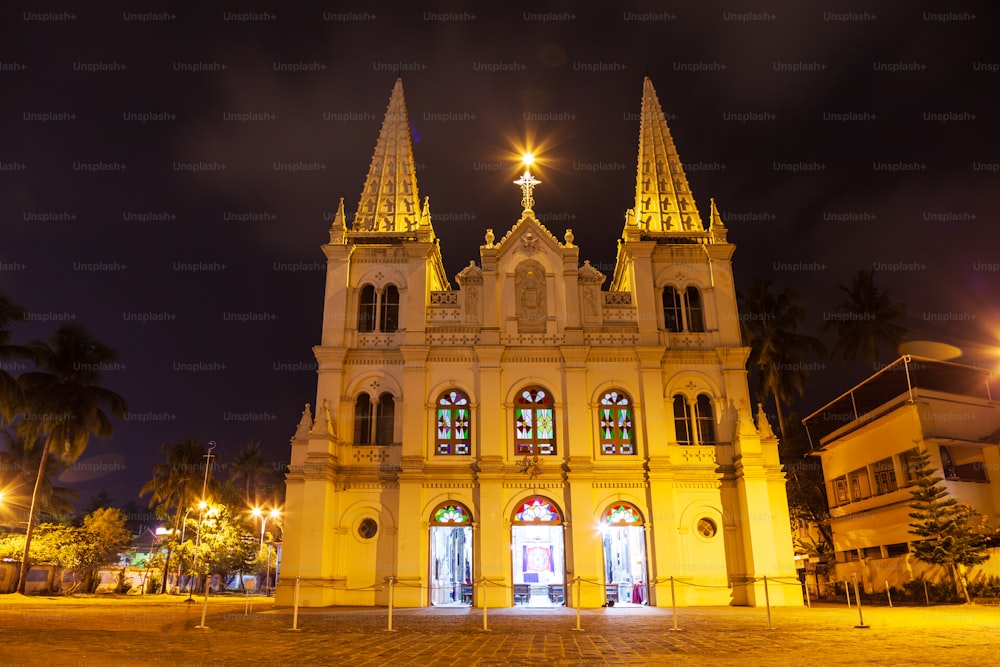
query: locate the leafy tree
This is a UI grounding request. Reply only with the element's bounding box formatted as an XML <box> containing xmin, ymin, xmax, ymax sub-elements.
<box><xmin>83</xmin><ymin>507</ymin><xmax>132</xmax><ymax>567</ymax></box>
<box><xmin>907</xmin><ymin>447</ymin><xmax>996</xmax><ymax>603</ymax></box>
<box><xmin>737</xmin><ymin>278</ymin><xmax>826</xmax><ymax>438</ymax></box>
<box><xmin>13</xmin><ymin>325</ymin><xmax>128</xmax><ymax>594</ymax></box>
<box><xmin>825</xmin><ymin>269</ymin><xmax>907</xmax><ymax>366</ymax></box>
<box><xmin>190</xmin><ymin>503</ymin><xmax>258</xmax><ymax>592</ymax></box>
<box><xmin>0</xmin><ymin>523</ymin><xmax>102</xmax><ymax>594</ymax></box>
<box><xmin>778</xmin><ymin>416</ymin><xmax>833</xmax><ymax>557</ymax></box>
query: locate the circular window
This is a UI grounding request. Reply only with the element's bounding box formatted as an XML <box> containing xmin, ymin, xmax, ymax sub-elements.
<box><xmin>358</xmin><ymin>518</ymin><xmax>378</xmax><ymax>539</ymax></box>
<box><xmin>696</xmin><ymin>517</ymin><xmax>717</xmax><ymax>539</ymax></box>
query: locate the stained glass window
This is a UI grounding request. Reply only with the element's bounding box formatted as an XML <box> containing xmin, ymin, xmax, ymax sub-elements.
<box><xmin>603</xmin><ymin>503</ymin><xmax>642</xmax><ymax>525</ymax></box>
<box><xmin>513</xmin><ymin>496</ymin><xmax>561</xmax><ymax>523</ymax></box>
<box><xmin>436</xmin><ymin>390</ymin><xmax>471</xmax><ymax>455</ymax></box>
<box><xmin>599</xmin><ymin>390</ymin><xmax>635</xmax><ymax>455</ymax></box>
<box><xmin>514</xmin><ymin>386</ymin><xmax>555</xmax><ymax>455</ymax></box>
<box><xmin>431</xmin><ymin>503</ymin><xmax>471</xmax><ymax>525</ymax></box>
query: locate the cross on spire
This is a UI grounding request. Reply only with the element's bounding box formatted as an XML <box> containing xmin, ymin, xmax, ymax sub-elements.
<box><xmin>514</xmin><ymin>169</ymin><xmax>540</xmax><ymax>213</ymax></box>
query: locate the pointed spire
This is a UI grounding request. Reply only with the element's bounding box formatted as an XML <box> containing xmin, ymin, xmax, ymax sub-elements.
<box><xmin>633</xmin><ymin>77</ymin><xmax>704</xmax><ymax>233</ymax></box>
<box><xmin>329</xmin><ymin>197</ymin><xmax>347</xmax><ymax>243</ymax></box>
<box><xmin>294</xmin><ymin>403</ymin><xmax>313</xmax><ymax>440</ymax></box>
<box><xmin>709</xmin><ymin>197</ymin><xmax>728</xmax><ymax>243</ymax></box>
<box><xmin>353</xmin><ymin>78</ymin><xmax>430</xmax><ymax>235</ymax></box>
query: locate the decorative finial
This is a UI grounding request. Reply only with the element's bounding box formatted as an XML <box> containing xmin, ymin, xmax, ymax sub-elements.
<box><xmin>514</xmin><ymin>153</ymin><xmax>540</xmax><ymax>214</ymax></box>
<box><xmin>514</xmin><ymin>170</ymin><xmax>540</xmax><ymax>213</ymax></box>
<box><xmin>564</xmin><ymin>229</ymin><xmax>574</xmax><ymax>247</ymax></box>
<box><xmin>485</xmin><ymin>228</ymin><xmax>495</xmax><ymax>247</ymax></box>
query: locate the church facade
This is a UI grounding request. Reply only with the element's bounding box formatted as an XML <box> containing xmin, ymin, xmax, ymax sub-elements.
<box><xmin>275</xmin><ymin>77</ymin><xmax>801</xmax><ymax>608</ymax></box>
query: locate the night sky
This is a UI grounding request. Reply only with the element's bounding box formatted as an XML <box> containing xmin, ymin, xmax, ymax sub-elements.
<box><xmin>2</xmin><ymin>2</ymin><xmax>998</xmax><ymax>513</ymax></box>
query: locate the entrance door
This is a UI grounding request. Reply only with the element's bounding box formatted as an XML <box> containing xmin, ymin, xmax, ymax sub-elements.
<box><xmin>601</xmin><ymin>503</ymin><xmax>648</xmax><ymax>605</ymax></box>
<box><xmin>511</xmin><ymin>496</ymin><xmax>565</xmax><ymax>606</ymax></box>
<box><xmin>429</xmin><ymin>503</ymin><xmax>473</xmax><ymax>606</ymax></box>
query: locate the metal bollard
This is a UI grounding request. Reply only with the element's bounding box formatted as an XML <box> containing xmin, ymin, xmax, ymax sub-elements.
<box><xmin>852</xmin><ymin>573</ymin><xmax>869</xmax><ymax>629</ymax></box>
<box><xmin>292</xmin><ymin>576</ymin><xmax>301</xmax><ymax>631</ymax></box>
<box><xmin>387</xmin><ymin>576</ymin><xmax>395</xmax><ymax>632</ymax></box>
<box><xmin>763</xmin><ymin>575</ymin><xmax>773</xmax><ymax>630</ymax></box>
<box><xmin>196</xmin><ymin>577</ymin><xmax>210</xmax><ymax>629</ymax></box>
<box><xmin>670</xmin><ymin>576</ymin><xmax>680</xmax><ymax>631</ymax></box>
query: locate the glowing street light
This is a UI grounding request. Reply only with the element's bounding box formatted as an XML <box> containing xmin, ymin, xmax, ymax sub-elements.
<box><xmin>252</xmin><ymin>507</ymin><xmax>280</xmax><ymax>594</ymax></box>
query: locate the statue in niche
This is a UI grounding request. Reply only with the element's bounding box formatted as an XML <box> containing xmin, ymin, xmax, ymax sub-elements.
<box><xmin>584</xmin><ymin>286</ymin><xmax>598</xmax><ymax>318</ymax></box>
<box><xmin>515</xmin><ymin>261</ymin><xmax>546</xmax><ymax>333</ymax></box>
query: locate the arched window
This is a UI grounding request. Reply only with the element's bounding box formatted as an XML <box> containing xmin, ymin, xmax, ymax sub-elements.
<box><xmin>358</xmin><ymin>284</ymin><xmax>400</xmax><ymax>332</ymax></box>
<box><xmin>514</xmin><ymin>386</ymin><xmax>555</xmax><ymax>455</ymax></box>
<box><xmin>354</xmin><ymin>392</ymin><xmax>395</xmax><ymax>445</ymax></box>
<box><xmin>662</xmin><ymin>287</ymin><xmax>682</xmax><ymax>332</ymax></box>
<box><xmin>374</xmin><ymin>393</ymin><xmax>395</xmax><ymax>445</ymax></box>
<box><xmin>673</xmin><ymin>395</ymin><xmax>692</xmax><ymax>445</ymax></box>
<box><xmin>353</xmin><ymin>394</ymin><xmax>373</xmax><ymax>444</ymax></box>
<box><xmin>685</xmin><ymin>287</ymin><xmax>705</xmax><ymax>332</ymax></box>
<box><xmin>436</xmin><ymin>390</ymin><xmax>471</xmax><ymax>455</ymax></box>
<box><xmin>380</xmin><ymin>285</ymin><xmax>400</xmax><ymax>332</ymax></box>
<box><xmin>599</xmin><ymin>390</ymin><xmax>636</xmax><ymax>455</ymax></box>
<box><xmin>602</xmin><ymin>502</ymin><xmax>643</xmax><ymax>526</ymax></box>
<box><xmin>674</xmin><ymin>393</ymin><xmax>716</xmax><ymax>446</ymax></box>
<box><xmin>512</xmin><ymin>496</ymin><xmax>562</xmax><ymax>524</ymax></box>
<box><xmin>662</xmin><ymin>285</ymin><xmax>706</xmax><ymax>333</ymax></box>
<box><xmin>695</xmin><ymin>394</ymin><xmax>716</xmax><ymax>445</ymax></box>
<box><xmin>358</xmin><ymin>284</ymin><xmax>377</xmax><ymax>332</ymax></box>
<box><xmin>430</xmin><ymin>502</ymin><xmax>472</xmax><ymax>525</ymax></box>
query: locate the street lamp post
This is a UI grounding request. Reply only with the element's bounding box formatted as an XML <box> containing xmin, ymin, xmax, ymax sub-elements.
<box><xmin>252</xmin><ymin>507</ymin><xmax>280</xmax><ymax>594</ymax></box>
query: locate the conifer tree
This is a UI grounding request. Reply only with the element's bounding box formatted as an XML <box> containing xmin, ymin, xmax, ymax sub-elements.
<box><xmin>907</xmin><ymin>447</ymin><xmax>994</xmax><ymax>603</ymax></box>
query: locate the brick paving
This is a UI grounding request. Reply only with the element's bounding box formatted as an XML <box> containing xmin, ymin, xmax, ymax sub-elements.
<box><xmin>0</xmin><ymin>594</ymin><xmax>998</xmax><ymax>666</ymax></box>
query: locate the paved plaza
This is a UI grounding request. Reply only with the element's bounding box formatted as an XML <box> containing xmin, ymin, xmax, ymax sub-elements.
<box><xmin>0</xmin><ymin>594</ymin><xmax>998</xmax><ymax>666</ymax></box>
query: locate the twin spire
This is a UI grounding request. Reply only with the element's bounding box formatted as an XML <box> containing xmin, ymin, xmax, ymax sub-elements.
<box><xmin>342</xmin><ymin>76</ymin><xmax>724</xmax><ymax>241</ymax></box>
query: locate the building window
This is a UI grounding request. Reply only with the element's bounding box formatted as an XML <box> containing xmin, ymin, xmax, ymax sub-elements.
<box><xmin>380</xmin><ymin>285</ymin><xmax>399</xmax><ymax>332</ymax></box>
<box><xmin>598</xmin><ymin>390</ymin><xmax>635</xmax><ymax>455</ymax></box>
<box><xmin>358</xmin><ymin>283</ymin><xmax>400</xmax><ymax>332</ymax></box>
<box><xmin>697</xmin><ymin>517</ymin><xmax>717</xmax><ymax>539</ymax></box>
<box><xmin>848</xmin><ymin>467</ymin><xmax>871</xmax><ymax>501</ymax></box>
<box><xmin>436</xmin><ymin>390</ymin><xmax>471</xmax><ymax>455</ymax></box>
<box><xmin>695</xmin><ymin>395</ymin><xmax>716</xmax><ymax>445</ymax></box>
<box><xmin>831</xmin><ymin>476</ymin><xmax>849</xmax><ymax>506</ymax></box>
<box><xmin>673</xmin><ymin>395</ymin><xmax>692</xmax><ymax>445</ymax></box>
<box><xmin>603</xmin><ymin>503</ymin><xmax>643</xmax><ymax>526</ymax></box>
<box><xmin>514</xmin><ymin>386</ymin><xmax>555</xmax><ymax>455</ymax></box>
<box><xmin>663</xmin><ymin>287</ymin><xmax>682</xmax><ymax>332</ymax></box>
<box><xmin>513</xmin><ymin>496</ymin><xmax>562</xmax><ymax>524</ymax></box>
<box><xmin>662</xmin><ymin>286</ymin><xmax>706</xmax><ymax>332</ymax></box>
<box><xmin>872</xmin><ymin>457</ymin><xmax>898</xmax><ymax>496</ymax></box>
<box><xmin>673</xmin><ymin>394</ymin><xmax>715</xmax><ymax>446</ymax></box>
<box><xmin>358</xmin><ymin>285</ymin><xmax>377</xmax><ymax>332</ymax></box>
<box><xmin>685</xmin><ymin>287</ymin><xmax>705</xmax><ymax>332</ymax></box>
<box><xmin>358</xmin><ymin>518</ymin><xmax>378</xmax><ymax>539</ymax></box>
<box><xmin>431</xmin><ymin>502</ymin><xmax>472</xmax><ymax>525</ymax></box>
<box><xmin>354</xmin><ymin>392</ymin><xmax>395</xmax><ymax>445</ymax></box>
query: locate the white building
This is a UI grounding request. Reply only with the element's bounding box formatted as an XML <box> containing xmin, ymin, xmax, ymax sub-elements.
<box><xmin>275</xmin><ymin>77</ymin><xmax>801</xmax><ymax>608</ymax></box>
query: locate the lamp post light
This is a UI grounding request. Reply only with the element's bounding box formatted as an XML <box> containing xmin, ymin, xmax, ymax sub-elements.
<box><xmin>252</xmin><ymin>507</ymin><xmax>280</xmax><ymax>594</ymax></box>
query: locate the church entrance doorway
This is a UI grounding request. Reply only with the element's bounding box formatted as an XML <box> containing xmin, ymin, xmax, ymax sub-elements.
<box><xmin>429</xmin><ymin>502</ymin><xmax>473</xmax><ymax>606</ymax></box>
<box><xmin>510</xmin><ymin>496</ymin><xmax>565</xmax><ymax>607</ymax></box>
<box><xmin>601</xmin><ymin>502</ymin><xmax>648</xmax><ymax>606</ymax></box>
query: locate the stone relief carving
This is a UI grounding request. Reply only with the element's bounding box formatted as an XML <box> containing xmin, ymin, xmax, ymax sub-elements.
<box><xmin>515</xmin><ymin>261</ymin><xmax>547</xmax><ymax>333</ymax></box>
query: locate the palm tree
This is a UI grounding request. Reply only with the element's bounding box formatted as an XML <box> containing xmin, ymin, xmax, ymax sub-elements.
<box><xmin>0</xmin><ymin>293</ymin><xmax>29</xmax><ymax>423</ymax></box>
<box><xmin>825</xmin><ymin>269</ymin><xmax>907</xmax><ymax>366</ymax></box>
<box><xmin>738</xmin><ymin>278</ymin><xmax>826</xmax><ymax>439</ymax></box>
<box><xmin>140</xmin><ymin>436</ymin><xmax>208</xmax><ymax>593</ymax></box>
<box><xmin>0</xmin><ymin>432</ymin><xmax>78</xmax><ymax>525</ymax></box>
<box><xmin>228</xmin><ymin>441</ymin><xmax>271</xmax><ymax>507</ymax></box>
<box><xmin>13</xmin><ymin>325</ymin><xmax>128</xmax><ymax>593</ymax></box>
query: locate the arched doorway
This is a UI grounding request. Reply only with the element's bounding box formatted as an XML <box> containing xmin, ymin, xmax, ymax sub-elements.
<box><xmin>510</xmin><ymin>496</ymin><xmax>565</xmax><ymax>606</ymax></box>
<box><xmin>429</xmin><ymin>502</ymin><xmax>473</xmax><ymax>606</ymax></box>
<box><xmin>601</xmin><ymin>502</ymin><xmax>648</xmax><ymax>605</ymax></box>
